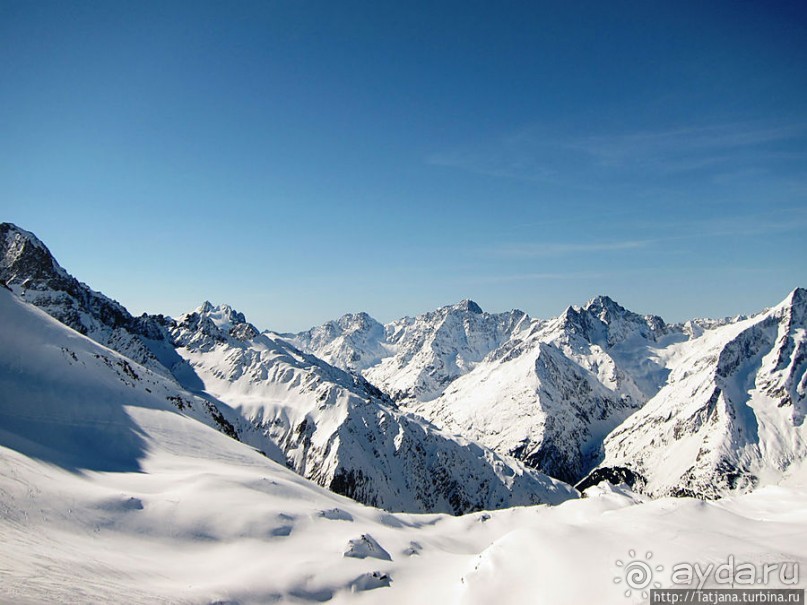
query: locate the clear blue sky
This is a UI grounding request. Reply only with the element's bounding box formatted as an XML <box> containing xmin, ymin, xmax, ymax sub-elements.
<box><xmin>2</xmin><ymin>0</ymin><xmax>806</xmax><ymax>331</ymax></box>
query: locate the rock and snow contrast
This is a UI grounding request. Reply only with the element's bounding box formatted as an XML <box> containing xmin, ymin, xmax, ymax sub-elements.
<box><xmin>292</xmin><ymin>291</ymin><xmax>807</xmax><ymax>496</ymax></box>
<box><xmin>0</xmin><ymin>223</ymin><xmax>183</xmax><ymax>379</ymax></box>
<box><xmin>0</xmin><ymin>223</ymin><xmax>574</xmax><ymax>515</ymax></box>
<box><xmin>165</xmin><ymin>300</ymin><xmax>574</xmax><ymax>513</ymax></box>
<box><xmin>404</xmin><ymin>296</ymin><xmax>690</xmax><ymax>484</ymax></box>
<box><xmin>594</xmin><ymin>288</ymin><xmax>807</xmax><ymax>498</ymax></box>
<box><xmin>2</xmin><ymin>222</ymin><xmax>807</xmax><ymax>603</ymax></box>
<box><xmin>288</xmin><ymin>299</ymin><xmax>532</xmax><ymax>402</ymax></box>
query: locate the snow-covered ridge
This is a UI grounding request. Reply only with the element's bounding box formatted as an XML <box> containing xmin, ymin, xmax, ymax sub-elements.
<box><xmin>0</xmin><ymin>288</ymin><xmax>254</xmax><ymax>471</ymax></box>
<box><xmin>2</xmin><ymin>224</ymin><xmax>807</xmax><ymax>603</ymax></box>
<box><xmin>0</xmin><ymin>223</ymin><xmax>576</xmax><ymax>513</ymax></box>
<box><xmin>291</xmin><ymin>294</ymin><xmax>685</xmax><ymax>483</ymax></box>
<box><xmin>0</xmin><ymin>222</ymin><xmax>181</xmax><ymax>378</ymax></box>
<box><xmin>592</xmin><ymin>287</ymin><xmax>807</xmax><ymax>498</ymax></box>
<box><xmin>4</xmin><ymin>222</ymin><xmax>806</xmax><ymax>505</ymax></box>
<box><xmin>292</xmin><ymin>289</ymin><xmax>807</xmax><ymax>497</ymax></box>
<box><xmin>289</xmin><ymin>299</ymin><xmax>533</xmax><ymax>403</ymax></box>
<box><xmin>169</xmin><ymin>300</ymin><xmax>577</xmax><ymax>513</ymax></box>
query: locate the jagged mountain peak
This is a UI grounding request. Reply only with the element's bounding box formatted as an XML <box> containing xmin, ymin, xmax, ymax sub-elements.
<box><xmin>557</xmin><ymin>294</ymin><xmax>667</xmax><ymax>347</ymax></box>
<box><xmin>190</xmin><ymin>301</ymin><xmax>248</xmax><ymax>327</ymax></box>
<box><xmin>582</xmin><ymin>294</ymin><xmax>627</xmax><ymax>317</ymax></box>
<box><xmin>588</xmin><ymin>286</ymin><xmax>807</xmax><ymax>499</ymax></box>
<box><xmin>451</xmin><ymin>299</ymin><xmax>484</xmax><ymax>314</ymax></box>
<box><xmin>1</xmin><ymin>222</ymin><xmax>70</xmax><ymax>283</ymax></box>
<box><xmin>175</xmin><ymin>301</ymin><xmax>258</xmax><ymax>346</ymax></box>
<box><xmin>198</xmin><ymin>300</ymin><xmax>215</xmax><ymax>313</ymax></box>
<box><xmin>1</xmin><ymin>222</ymin><xmax>49</xmax><ymax>250</ymax></box>
<box><xmin>0</xmin><ymin>223</ymin><xmax>181</xmax><ymax>377</ymax></box>
<box><xmin>334</xmin><ymin>311</ymin><xmax>383</xmax><ymax>332</ymax></box>
<box><xmin>779</xmin><ymin>287</ymin><xmax>807</xmax><ymax>322</ymax></box>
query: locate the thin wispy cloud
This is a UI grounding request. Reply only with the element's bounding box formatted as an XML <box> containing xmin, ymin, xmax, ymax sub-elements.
<box><xmin>425</xmin><ymin>148</ymin><xmax>558</xmax><ymax>183</ymax></box>
<box><xmin>463</xmin><ymin>271</ymin><xmax>609</xmax><ymax>285</ymax></box>
<box><xmin>649</xmin><ymin>209</ymin><xmax>807</xmax><ymax>240</ymax></box>
<box><xmin>564</xmin><ymin>120</ymin><xmax>807</xmax><ymax>172</ymax></box>
<box><xmin>427</xmin><ymin>119</ymin><xmax>807</xmax><ymax>182</ymax></box>
<box><xmin>486</xmin><ymin>239</ymin><xmax>653</xmax><ymax>259</ymax></box>
<box><xmin>477</xmin><ymin>210</ymin><xmax>806</xmax><ymax>267</ymax></box>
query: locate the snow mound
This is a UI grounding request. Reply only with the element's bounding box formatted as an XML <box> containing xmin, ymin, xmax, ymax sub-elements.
<box><xmin>343</xmin><ymin>534</ymin><xmax>392</xmax><ymax>560</ymax></box>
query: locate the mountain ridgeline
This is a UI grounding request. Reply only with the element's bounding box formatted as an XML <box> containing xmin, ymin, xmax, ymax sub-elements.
<box><xmin>2</xmin><ymin>221</ymin><xmax>806</xmax><ymax>503</ymax></box>
<box><xmin>0</xmin><ymin>223</ymin><xmax>574</xmax><ymax>514</ymax></box>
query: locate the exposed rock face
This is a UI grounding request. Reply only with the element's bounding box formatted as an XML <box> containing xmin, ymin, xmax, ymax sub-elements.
<box><xmin>0</xmin><ymin>223</ymin><xmax>181</xmax><ymax>377</ymax></box>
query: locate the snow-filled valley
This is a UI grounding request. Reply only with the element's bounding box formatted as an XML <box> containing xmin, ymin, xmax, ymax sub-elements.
<box><xmin>2</xmin><ymin>221</ymin><xmax>807</xmax><ymax>603</ymax></box>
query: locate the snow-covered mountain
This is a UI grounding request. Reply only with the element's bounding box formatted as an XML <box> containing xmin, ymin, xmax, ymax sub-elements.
<box><xmin>4</xmin><ymin>287</ymin><xmax>806</xmax><ymax>604</ymax></box>
<box><xmin>402</xmin><ymin>296</ymin><xmax>684</xmax><ymax>484</ymax></box>
<box><xmin>292</xmin><ymin>295</ymin><xmax>684</xmax><ymax>483</ymax></box>
<box><xmin>5</xmin><ymin>221</ymin><xmax>807</xmax><ymax>505</ymax></box>
<box><xmin>0</xmin><ymin>286</ymin><xmax>256</xmax><ymax>472</ymax></box>
<box><xmin>289</xmin><ymin>299</ymin><xmax>532</xmax><ymax>402</ymax></box>
<box><xmin>590</xmin><ymin>287</ymin><xmax>807</xmax><ymax>498</ymax></box>
<box><xmin>287</xmin><ymin>311</ymin><xmax>388</xmax><ymax>373</ymax></box>
<box><xmin>0</xmin><ymin>223</ymin><xmax>574</xmax><ymax>513</ymax></box>
<box><xmin>168</xmin><ymin>300</ymin><xmax>576</xmax><ymax>513</ymax></box>
<box><xmin>0</xmin><ymin>223</ymin><xmax>181</xmax><ymax>378</ymax></box>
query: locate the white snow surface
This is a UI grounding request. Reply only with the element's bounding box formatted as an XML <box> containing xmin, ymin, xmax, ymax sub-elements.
<box><xmin>2</xmin><ymin>287</ymin><xmax>806</xmax><ymax>604</ymax></box>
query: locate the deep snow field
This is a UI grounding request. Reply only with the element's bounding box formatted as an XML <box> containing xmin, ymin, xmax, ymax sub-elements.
<box><xmin>2</xmin><ymin>433</ymin><xmax>807</xmax><ymax>604</ymax></box>
<box><xmin>2</xmin><ymin>289</ymin><xmax>806</xmax><ymax>604</ymax></box>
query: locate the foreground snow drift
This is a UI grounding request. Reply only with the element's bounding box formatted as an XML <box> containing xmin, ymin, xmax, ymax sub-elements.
<box><xmin>2</xmin><ymin>444</ymin><xmax>806</xmax><ymax>604</ymax></box>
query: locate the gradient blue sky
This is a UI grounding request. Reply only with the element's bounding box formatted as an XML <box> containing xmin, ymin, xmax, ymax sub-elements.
<box><xmin>3</xmin><ymin>0</ymin><xmax>806</xmax><ymax>331</ymax></box>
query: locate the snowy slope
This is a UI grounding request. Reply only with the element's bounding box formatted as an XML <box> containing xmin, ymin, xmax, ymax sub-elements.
<box><xmin>1</xmin><ymin>235</ymin><xmax>807</xmax><ymax>602</ymax></box>
<box><xmin>3</xmin><ymin>443</ymin><xmax>806</xmax><ymax>604</ymax></box>
<box><xmin>168</xmin><ymin>302</ymin><xmax>577</xmax><ymax>514</ymax></box>
<box><xmin>0</xmin><ymin>222</ymin><xmax>181</xmax><ymax>378</ymax></box>
<box><xmin>408</xmin><ymin>335</ymin><xmax>636</xmax><ymax>484</ymax></box>
<box><xmin>0</xmin><ymin>287</ymin><xmax>286</xmax><ymax>469</ymax></box>
<box><xmin>593</xmin><ymin>288</ymin><xmax>807</xmax><ymax>498</ymax></box>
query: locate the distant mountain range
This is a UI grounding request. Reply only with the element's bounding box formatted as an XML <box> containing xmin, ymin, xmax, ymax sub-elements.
<box><xmin>2</xmin><ymin>221</ymin><xmax>805</xmax><ymax>506</ymax></box>
<box><xmin>0</xmin><ymin>223</ymin><xmax>573</xmax><ymax>514</ymax></box>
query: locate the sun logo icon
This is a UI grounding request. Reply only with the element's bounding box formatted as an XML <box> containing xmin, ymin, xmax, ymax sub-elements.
<box><xmin>614</xmin><ymin>549</ymin><xmax>663</xmax><ymax>599</ymax></box>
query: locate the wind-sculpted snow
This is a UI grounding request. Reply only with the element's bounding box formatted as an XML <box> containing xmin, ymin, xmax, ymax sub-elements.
<box><xmin>3</xmin><ymin>426</ymin><xmax>807</xmax><ymax>605</ymax></box>
<box><xmin>594</xmin><ymin>288</ymin><xmax>807</xmax><ymax>498</ymax></box>
<box><xmin>170</xmin><ymin>302</ymin><xmax>577</xmax><ymax>514</ymax></box>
